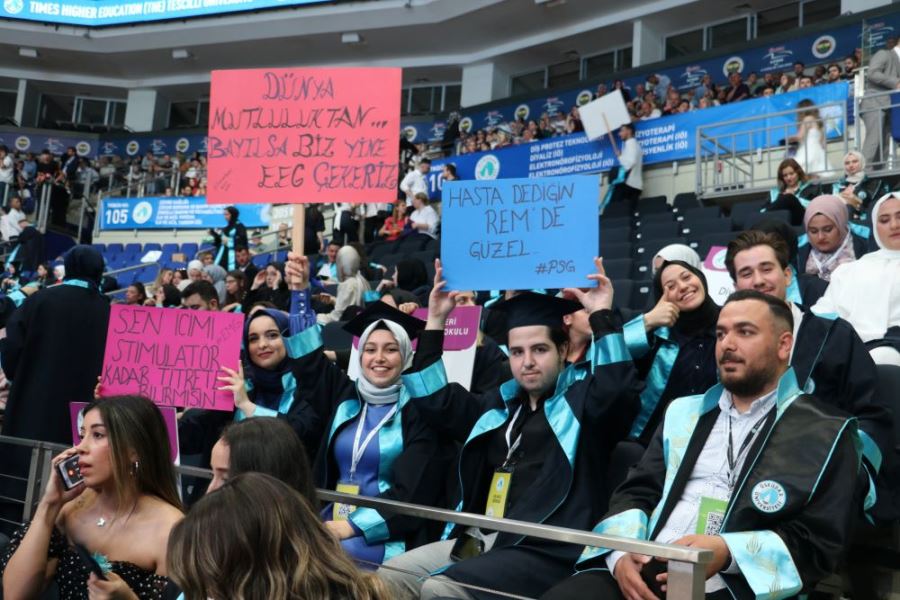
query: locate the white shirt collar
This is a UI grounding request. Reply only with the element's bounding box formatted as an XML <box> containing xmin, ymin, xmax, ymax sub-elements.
<box><xmin>893</xmin><ymin>46</ymin><xmax>900</xmax><ymax>62</ymax></box>
<box><xmin>718</xmin><ymin>387</ymin><xmax>777</xmax><ymax>419</ymax></box>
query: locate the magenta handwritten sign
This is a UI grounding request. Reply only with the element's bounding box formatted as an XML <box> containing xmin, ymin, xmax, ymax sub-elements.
<box><xmin>100</xmin><ymin>305</ymin><xmax>243</xmax><ymax>412</ymax></box>
<box><xmin>69</xmin><ymin>401</ymin><xmax>180</xmax><ymax>462</ymax></box>
<box><xmin>411</xmin><ymin>305</ymin><xmax>480</xmax><ymax>351</ymax></box>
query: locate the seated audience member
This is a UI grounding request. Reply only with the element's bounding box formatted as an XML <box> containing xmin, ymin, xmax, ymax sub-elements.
<box><xmin>186</xmin><ymin>260</ymin><xmax>204</xmax><ymax>282</ymax></box>
<box><xmin>544</xmin><ymin>291</ymin><xmax>862</xmax><ymax>600</ymax></box>
<box><xmin>379</xmin><ymin>259</ymin><xmax>641</xmax><ymax>600</ymax></box>
<box><xmin>651</xmin><ymin>243</ymin><xmax>701</xmax><ymax>276</ymax></box>
<box><xmin>409</xmin><ymin>192</ymin><xmax>439</xmax><ymax>239</ymax></box>
<box><xmin>0</xmin><ymin>195</ymin><xmax>26</xmax><ymax>241</ymax></box>
<box><xmin>207</xmin><ymin>417</ymin><xmax>316</xmax><ymax>503</ymax></box>
<box><xmin>623</xmin><ymin>261</ymin><xmax>721</xmax><ymax>445</ymax></box>
<box><xmin>153</xmin><ymin>283</ymin><xmax>182</xmax><ymax>308</ymax></box>
<box><xmin>317</xmin><ymin>245</ymin><xmax>371</xmax><ymax>324</ymax></box>
<box><xmin>379</xmin><ymin>200</ymin><xmax>409</xmax><ymax>241</ymax></box>
<box><xmin>832</xmin><ymin>150</ymin><xmax>886</xmax><ymax>220</ymax></box>
<box><xmin>180</xmin><ymin>280</ymin><xmax>219</xmax><ymax>311</ymax></box>
<box><xmin>283</xmin><ymin>255</ymin><xmax>450</xmax><ymax>566</ymax></box>
<box><xmin>167</xmin><ymin>473</ymin><xmax>387</xmax><ymax>600</ymax></box>
<box><xmin>177</xmin><ymin>294</ymin><xmax>322</xmax><ymax>464</ymax></box>
<box><xmin>201</xmin><ymin>264</ymin><xmax>228</xmax><ymax>305</ymax></box>
<box><xmin>800</xmin><ymin>195</ymin><xmax>869</xmax><ymax>282</ymax></box>
<box><xmin>813</xmin><ymin>193</ymin><xmax>900</xmax><ymax>365</ymax></box>
<box><xmin>749</xmin><ymin>218</ymin><xmax>828</xmax><ymax>306</ymax></box>
<box><xmin>172</xmin><ymin>269</ymin><xmax>189</xmax><ymax>290</ymax></box>
<box><xmin>2</xmin><ymin>396</ymin><xmax>183</xmax><ymax>599</ymax></box>
<box><xmin>725</xmin><ymin>230</ymin><xmax>890</xmax><ymax>500</ymax></box>
<box><xmin>124</xmin><ymin>282</ymin><xmax>148</xmax><ymax>306</ymax></box>
<box><xmin>221</xmin><ymin>269</ymin><xmax>247</xmax><ymax>312</ymax></box>
<box><xmin>316</xmin><ymin>240</ymin><xmax>341</xmax><ymax>280</ymax></box>
<box><xmin>244</xmin><ymin>261</ymin><xmax>289</xmax><ymax>311</ymax></box>
<box><xmin>763</xmin><ymin>158</ymin><xmax>821</xmax><ymax>226</ymax></box>
<box><xmin>233</xmin><ymin>245</ymin><xmax>258</xmax><ymax>283</ymax></box>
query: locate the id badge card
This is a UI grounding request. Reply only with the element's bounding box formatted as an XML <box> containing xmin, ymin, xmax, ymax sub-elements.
<box><xmin>333</xmin><ymin>481</ymin><xmax>360</xmax><ymax>521</ymax></box>
<box><xmin>485</xmin><ymin>468</ymin><xmax>513</xmax><ymax>519</ymax></box>
<box><xmin>696</xmin><ymin>496</ymin><xmax>728</xmax><ymax>535</ymax></box>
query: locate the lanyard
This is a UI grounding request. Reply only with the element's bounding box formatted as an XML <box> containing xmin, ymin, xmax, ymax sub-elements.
<box><xmin>502</xmin><ymin>405</ymin><xmax>524</xmax><ymax>468</ymax></box>
<box><xmin>349</xmin><ymin>403</ymin><xmax>397</xmax><ymax>481</ymax></box>
<box><xmin>726</xmin><ymin>410</ymin><xmax>771</xmax><ymax>490</ymax></box>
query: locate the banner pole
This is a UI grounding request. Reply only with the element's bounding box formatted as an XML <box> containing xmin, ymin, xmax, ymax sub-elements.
<box><xmin>292</xmin><ymin>205</ymin><xmax>305</xmax><ymax>257</ymax></box>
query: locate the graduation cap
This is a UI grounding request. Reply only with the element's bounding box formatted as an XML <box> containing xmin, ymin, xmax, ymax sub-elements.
<box><xmin>489</xmin><ymin>291</ymin><xmax>582</xmax><ymax>331</ymax></box>
<box><xmin>342</xmin><ymin>301</ymin><xmax>427</xmax><ymax>339</ymax></box>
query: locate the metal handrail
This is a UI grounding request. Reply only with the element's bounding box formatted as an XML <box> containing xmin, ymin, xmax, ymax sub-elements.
<box><xmin>0</xmin><ymin>434</ymin><xmax>711</xmax><ymax>599</ymax></box>
<box><xmin>695</xmin><ymin>99</ymin><xmax>850</xmax><ymax>199</ymax></box>
<box><xmin>101</xmin><ymin>261</ymin><xmax>162</xmax><ymax>296</ymax></box>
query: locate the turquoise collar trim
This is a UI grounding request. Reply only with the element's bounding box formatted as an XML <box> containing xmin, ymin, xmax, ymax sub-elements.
<box><xmin>62</xmin><ymin>279</ymin><xmax>92</xmax><ymax>289</ymax></box>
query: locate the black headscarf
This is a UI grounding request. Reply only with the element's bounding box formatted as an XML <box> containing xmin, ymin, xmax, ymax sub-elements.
<box><xmin>63</xmin><ymin>245</ymin><xmax>104</xmax><ymax>287</ymax></box>
<box><xmin>653</xmin><ymin>260</ymin><xmax>719</xmax><ymax>336</ymax></box>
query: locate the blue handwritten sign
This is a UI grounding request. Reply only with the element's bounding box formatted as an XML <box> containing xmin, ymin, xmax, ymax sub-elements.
<box><xmin>440</xmin><ymin>175</ymin><xmax>599</xmax><ymax>291</ymax></box>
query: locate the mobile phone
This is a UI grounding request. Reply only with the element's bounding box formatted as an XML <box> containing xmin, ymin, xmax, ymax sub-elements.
<box><xmin>640</xmin><ymin>558</ymin><xmax>667</xmax><ymax>598</ymax></box>
<box><xmin>56</xmin><ymin>455</ymin><xmax>84</xmax><ymax>490</ymax></box>
<box><xmin>73</xmin><ymin>543</ymin><xmax>107</xmax><ymax>580</ymax></box>
<box><xmin>450</xmin><ymin>530</ymin><xmax>485</xmax><ymax>562</ymax></box>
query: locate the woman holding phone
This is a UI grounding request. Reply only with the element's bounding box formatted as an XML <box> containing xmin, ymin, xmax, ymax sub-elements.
<box><xmin>1</xmin><ymin>395</ymin><xmax>183</xmax><ymax>599</ymax></box>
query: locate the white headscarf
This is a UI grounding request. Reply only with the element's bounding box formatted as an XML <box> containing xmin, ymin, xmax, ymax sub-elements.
<box><xmin>812</xmin><ymin>192</ymin><xmax>900</xmax><ymax>341</ymax></box>
<box><xmin>355</xmin><ymin>319</ymin><xmax>414</xmax><ymax>405</ymax></box>
<box><xmin>187</xmin><ymin>260</ymin><xmax>204</xmax><ymax>275</ymax></box>
<box><xmin>652</xmin><ymin>244</ymin><xmax>702</xmax><ymax>275</ymax></box>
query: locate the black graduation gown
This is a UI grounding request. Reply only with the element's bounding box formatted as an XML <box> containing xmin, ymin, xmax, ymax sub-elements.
<box><xmin>469</xmin><ymin>335</ymin><xmax>511</xmax><ymax>394</ymax></box>
<box><xmin>1</xmin><ymin>283</ymin><xmax>110</xmax><ymax>444</ymax></box>
<box><xmin>211</xmin><ymin>221</ymin><xmax>248</xmax><ymax>270</ymax></box>
<box><xmin>0</xmin><ymin>282</ymin><xmax>109</xmax><ymax>534</ymax></box>
<box><xmin>577</xmin><ymin>375</ymin><xmax>861</xmax><ymax>600</ymax></box>
<box><xmin>402</xmin><ymin>310</ymin><xmax>641</xmax><ymax>599</ymax></box>
<box><xmin>791</xmin><ymin>307</ymin><xmax>891</xmax><ymax>485</ymax></box>
<box><xmin>286</xmin><ymin>324</ymin><xmax>454</xmax><ymax>553</ymax></box>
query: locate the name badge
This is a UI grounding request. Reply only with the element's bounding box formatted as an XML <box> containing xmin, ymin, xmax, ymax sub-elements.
<box><xmin>696</xmin><ymin>496</ymin><xmax>728</xmax><ymax>535</ymax></box>
<box><xmin>333</xmin><ymin>482</ymin><xmax>360</xmax><ymax>522</ymax></box>
<box><xmin>485</xmin><ymin>469</ymin><xmax>513</xmax><ymax>519</ymax></box>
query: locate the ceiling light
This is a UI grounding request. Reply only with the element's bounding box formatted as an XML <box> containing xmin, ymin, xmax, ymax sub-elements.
<box><xmin>171</xmin><ymin>48</ymin><xmax>191</xmax><ymax>60</ymax></box>
<box><xmin>18</xmin><ymin>47</ymin><xmax>38</xmax><ymax>59</ymax></box>
<box><xmin>341</xmin><ymin>32</ymin><xmax>363</xmax><ymax>44</ymax></box>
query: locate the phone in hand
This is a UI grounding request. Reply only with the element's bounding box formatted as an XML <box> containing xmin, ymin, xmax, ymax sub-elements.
<box><xmin>640</xmin><ymin>558</ymin><xmax>667</xmax><ymax>598</ymax></box>
<box><xmin>73</xmin><ymin>543</ymin><xmax>107</xmax><ymax>580</ymax></box>
<box><xmin>56</xmin><ymin>455</ymin><xmax>84</xmax><ymax>490</ymax></box>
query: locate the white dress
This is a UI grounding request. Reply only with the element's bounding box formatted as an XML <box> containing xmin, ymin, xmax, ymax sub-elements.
<box><xmin>794</xmin><ymin>118</ymin><xmax>831</xmax><ymax>175</ymax></box>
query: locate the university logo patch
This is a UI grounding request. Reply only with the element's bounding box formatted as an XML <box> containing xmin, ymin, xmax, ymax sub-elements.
<box><xmin>751</xmin><ymin>480</ymin><xmax>786</xmax><ymax>513</ymax></box>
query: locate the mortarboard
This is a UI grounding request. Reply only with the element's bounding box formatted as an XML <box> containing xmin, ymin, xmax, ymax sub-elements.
<box><xmin>489</xmin><ymin>291</ymin><xmax>582</xmax><ymax>332</ymax></box>
<box><xmin>342</xmin><ymin>300</ymin><xmax>427</xmax><ymax>340</ymax></box>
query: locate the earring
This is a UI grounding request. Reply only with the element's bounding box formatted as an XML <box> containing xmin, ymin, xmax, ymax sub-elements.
<box><xmin>131</xmin><ymin>460</ymin><xmax>140</xmax><ymax>475</ymax></box>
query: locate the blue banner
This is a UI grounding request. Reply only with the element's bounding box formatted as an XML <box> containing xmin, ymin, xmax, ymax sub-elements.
<box><xmin>401</xmin><ymin>13</ymin><xmax>900</xmax><ymax>143</ymax></box>
<box><xmin>100</xmin><ymin>133</ymin><xmax>208</xmax><ymax>158</ymax></box>
<box><xmin>440</xmin><ymin>175</ymin><xmax>600</xmax><ymax>292</ymax></box>
<box><xmin>0</xmin><ymin>130</ymin><xmax>99</xmax><ymax>158</ymax></box>
<box><xmin>0</xmin><ymin>0</ymin><xmax>329</xmax><ymax>27</ymax></box>
<box><xmin>428</xmin><ymin>83</ymin><xmax>849</xmax><ymax>198</ymax></box>
<box><xmin>100</xmin><ymin>196</ymin><xmax>270</xmax><ymax>230</ymax></box>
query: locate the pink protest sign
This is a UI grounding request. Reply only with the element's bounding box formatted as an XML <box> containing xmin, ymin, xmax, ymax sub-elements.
<box><xmin>100</xmin><ymin>305</ymin><xmax>243</xmax><ymax>412</ymax></box>
<box><xmin>69</xmin><ymin>401</ymin><xmax>180</xmax><ymax>463</ymax></box>
<box><xmin>207</xmin><ymin>67</ymin><xmax>401</xmax><ymax>204</ymax></box>
<box><xmin>411</xmin><ymin>305</ymin><xmax>480</xmax><ymax>351</ymax></box>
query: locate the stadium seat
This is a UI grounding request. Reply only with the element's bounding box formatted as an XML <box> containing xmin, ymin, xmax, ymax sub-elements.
<box><xmin>600</xmin><ymin>216</ymin><xmax>632</xmax><ymax>231</ymax></box>
<box><xmin>106</xmin><ymin>243</ymin><xmax>124</xmax><ymax>255</ymax></box>
<box><xmin>672</xmin><ymin>192</ymin><xmax>700</xmax><ymax>212</ymax></box>
<box><xmin>680</xmin><ymin>218</ymin><xmax>732</xmax><ymax>238</ymax></box>
<box><xmin>729</xmin><ymin>202</ymin><xmax>765</xmax><ymax>230</ymax></box>
<box><xmin>635</xmin><ymin>213</ymin><xmax>676</xmax><ymax>227</ymax></box>
<box><xmin>598</xmin><ymin>227</ymin><xmax>631</xmax><ymax>244</ymax></box>
<box><xmin>143</xmin><ymin>243</ymin><xmax>161</xmax><ymax>252</ymax></box>
<box><xmin>677</xmin><ymin>206</ymin><xmax>721</xmax><ymax>221</ymax></box>
<box><xmin>124</xmin><ymin>243</ymin><xmax>142</xmax><ymax>256</ymax></box>
<box><xmin>602</xmin><ymin>202</ymin><xmax>632</xmax><ymax>219</ymax></box>
<box><xmin>632</xmin><ymin>259</ymin><xmax>653</xmax><ymax>280</ymax></box>
<box><xmin>635</xmin><ymin>222</ymin><xmax>679</xmax><ymax>241</ymax></box>
<box><xmin>610</xmin><ymin>278</ymin><xmax>633</xmax><ymax>310</ymax></box>
<box><xmin>162</xmin><ymin>243</ymin><xmax>179</xmax><ymax>254</ymax></box>
<box><xmin>599</xmin><ymin>242</ymin><xmax>632</xmax><ymax>260</ymax></box>
<box><xmin>180</xmin><ymin>243</ymin><xmax>199</xmax><ymax>257</ymax></box>
<box><xmin>692</xmin><ymin>232</ymin><xmax>738</xmax><ymax>258</ymax></box>
<box><xmin>602</xmin><ymin>258</ymin><xmax>633</xmax><ymax>280</ymax></box>
<box><xmin>748</xmin><ymin>210</ymin><xmax>792</xmax><ymax>229</ymax></box>
<box><xmin>635</xmin><ymin>196</ymin><xmax>670</xmax><ymax>215</ymax></box>
<box><xmin>629</xmin><ymin>280</ymin><xmax>654</xmax><ymax>311</ymax></box>
<box><xmin>634</xmin><ymin>236</ymin><xmax>685</xmax><ymax>258</ymax></box>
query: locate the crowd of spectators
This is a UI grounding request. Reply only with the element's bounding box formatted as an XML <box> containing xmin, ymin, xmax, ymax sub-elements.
<box><xmin>446</xmin><ymin>53</ymin><xmax>862</xmax><ymax>159</ymax></box>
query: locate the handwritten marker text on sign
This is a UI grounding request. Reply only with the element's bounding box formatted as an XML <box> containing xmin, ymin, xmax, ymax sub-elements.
<box><xmin>100</xmin><ymin>305</ymin><xmax>243</xmax><ymax>412</ymax></box>
<box><xmin>207</xmin><ymin>67</ymin><xmax>401</xmax><ymax>204</ymax></box>
<box><xmin>440</xmin><ymin>175</ymin><xmax>599</xmax><ymax>291</ymax></box>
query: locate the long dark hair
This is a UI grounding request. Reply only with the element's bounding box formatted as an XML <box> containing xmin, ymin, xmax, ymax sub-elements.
<box><xmin>220</xmin><ymin>418</ymin><xmax>316</xmax><ymax>505</ymax></box>
<box><xmin>224</xmin><ymin>269</ymin><xmax>246</xmax><ymax>305</ymax></box>
<box><xmin>81</xmin><ymin>396</ymin><xmax>181</xmax><ymax>511</ymax></box>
